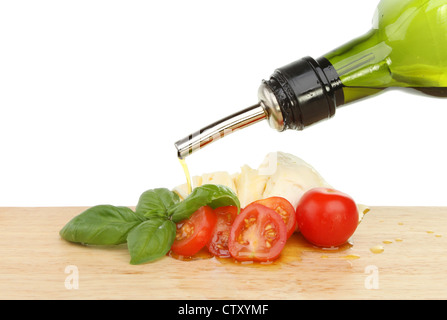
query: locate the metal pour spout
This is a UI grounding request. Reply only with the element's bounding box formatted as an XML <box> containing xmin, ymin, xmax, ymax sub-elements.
<box><xmin>174</xmin><ymin>82</ymin><xmax>284</xmax><ymax>159</ymax></box>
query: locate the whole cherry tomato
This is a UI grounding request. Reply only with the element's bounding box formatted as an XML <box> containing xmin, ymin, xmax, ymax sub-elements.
<box><xmin>296</xmin><ymin>187</ymin><xmax>358</xmax><ymax>247</ymax></box>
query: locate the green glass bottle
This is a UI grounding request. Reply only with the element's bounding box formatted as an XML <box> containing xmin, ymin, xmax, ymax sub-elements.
<box><xmin>326</xmin><ymin>0</ymin><xmax>447</xmax><ymax>104</ymax></box>
<box><xmin>175</xmin><ymin>0</ymin><xmax>447</xmax><ymax>159</ymax></box>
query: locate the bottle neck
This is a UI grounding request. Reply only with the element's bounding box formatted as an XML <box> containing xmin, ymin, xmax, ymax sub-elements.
<box><xmin>324</xmin><ymin>29</ymin><xmax>388</xmax><ymax>104</ymax></box>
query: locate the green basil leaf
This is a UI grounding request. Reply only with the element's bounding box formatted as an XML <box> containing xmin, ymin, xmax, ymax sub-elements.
<box><xmin>135</xmin><ymin>188</ymin><xmax>180</xmax><ymax>218</ymax></box>
<box><xmin>127</xmin><ymin>218</ymin><xmax>176</xmax><ymax>265</ymax></box>
<box><xmin>168</xmin><ymin>184</ymin><xmax>240</xmax><ymax>223</ymax></box>
<box><xmin>59</xmin><ymin>205</ymin><xmax>144</xmax><ymax>245</ymax></box>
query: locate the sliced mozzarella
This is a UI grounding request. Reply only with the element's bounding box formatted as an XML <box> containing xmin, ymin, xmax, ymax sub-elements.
<box><xmin>233</xmin><ymin>165</ymin><xmax>269</xmax><ymax>208</ymax></box>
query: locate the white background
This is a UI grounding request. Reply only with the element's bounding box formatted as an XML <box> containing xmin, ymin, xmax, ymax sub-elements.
<box><xmin>1</xmin><ymin>0</ymin><xmax>446</xmax><ymax>207</ymax></box>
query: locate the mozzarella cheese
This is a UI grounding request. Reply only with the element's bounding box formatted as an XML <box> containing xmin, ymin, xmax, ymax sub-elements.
<box><xmin>173</xmin><ymin>171</ymin><xmax>237</xmax><ymax>201</ymax></box>
<box><xmin>234</xmin><ymin>165</ymin><xmax>269</xmax><ymax>208</ymax></box>
<box><xmin>201</xmin><ymin>171</ymin><xmax>237</xmax><ymax>193</ymax></box>
<box><xmin>173</xmin><ymin>151</ymin><xmax>368</xmax><ymax>222</ymax></box>
<box><xmin>259</xmin><ymin>152</ymin><xmax>332</xmax><ymax>209</ymax></box>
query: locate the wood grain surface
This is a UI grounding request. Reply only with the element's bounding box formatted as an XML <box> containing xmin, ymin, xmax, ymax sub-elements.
<box><xmin>1</xmin><ymin>206</ymin><xmax>447</xmax><ymax>300</ymax></box>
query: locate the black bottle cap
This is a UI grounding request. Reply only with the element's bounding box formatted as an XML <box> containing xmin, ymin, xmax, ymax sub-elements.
<box><xmin>264</xmin><ymin>56</ymin><xmax>344</xmax><ymax>131</ymax></box>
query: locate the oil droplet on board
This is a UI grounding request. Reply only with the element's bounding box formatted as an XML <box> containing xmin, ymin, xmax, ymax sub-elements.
<box><xmin>341</xmin><ymin>254</ymin><xmax>360</xmax><ymax>260</ymax></box>
<box><xmin>426</xmin><ymin>230</ymin><xmax>435</xmax><ymax>234</ymax></box>
<box><xmin>395</xmin><ymin>238</ymin><xmax>403</xmax><ymax>242</ymax></box>
<box><xmin>370</xmin><ymin>245</ymin><xmax>384</xmax><ymax>254</ymax></box>
<box><xmin>382</xmin><ymin>240</ymin><xmax>393</xmax><ymax>244</ymax></box>
<box><xmin>435</xmin><ymin>234</ymin><xmax>442</xmax><ymax>238</ymax></box>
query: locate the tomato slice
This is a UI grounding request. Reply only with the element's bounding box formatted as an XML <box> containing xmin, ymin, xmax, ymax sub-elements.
<box><xmin>228</xmin><ymin>203</ymin><xmax>287</xmax><ymax>262</ymax></box>
<box><xmin>206</xmin><ymin>206</ymin><xmax>238</xmax><ymax>258</ymax></box>
<box><xmin>171</xmin><ymin>206</ymin><xmax>217</xmax><ymax>257</ymax></box>
<box><xmin>254</xmin><ymin>197</ymin><xmax>296</xmax><ymax>239</ymax></box>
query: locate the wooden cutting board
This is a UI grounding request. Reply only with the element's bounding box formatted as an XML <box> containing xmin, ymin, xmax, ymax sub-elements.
<box><xmin>1</xmin><ymin>206</ymin><xmax>447</xmax><ymax>300</ymax></box>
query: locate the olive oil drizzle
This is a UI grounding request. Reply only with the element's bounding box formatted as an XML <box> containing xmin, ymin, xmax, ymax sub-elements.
<box><xmin>179</xmin><ymin>158</ymin><xmax>192</xmax><ymax>195</ymax></box>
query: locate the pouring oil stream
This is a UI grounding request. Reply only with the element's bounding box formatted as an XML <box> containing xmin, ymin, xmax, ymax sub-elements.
<box><xmin>179</xmin><ymin>158</ymin><xmax>192</xmax><ymax>195</ymax></box>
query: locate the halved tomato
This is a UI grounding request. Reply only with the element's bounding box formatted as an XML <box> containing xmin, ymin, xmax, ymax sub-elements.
<box><xmin>171</xmin><ymin>206</ymin><xmax>217</xmax><ymax>257</ymax></box>
<box><xmin>254</xmin><ymin>197</ymin><xmax>296</xmax><ymax>238</ymax></box>
<box><xmin>206</xmin><ymin>206</ymin><xmax>238</xmax><ymax>258</ymax></box>
<box><xmin>228</xmin><ymin>203</ymin><xmax>287</xmax><ymax>262</ymax></box>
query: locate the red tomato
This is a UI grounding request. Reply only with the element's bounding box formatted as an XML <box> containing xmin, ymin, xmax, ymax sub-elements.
<box><xmin>206</xmin><ymin>206</ymin><xmax>238</xmax><ymax>258</ymax></box>
<box><xmin>228</xmin><ymin>203</ymin><xmax>287</xmax><ymax>262</ymax></box>
<box><xmin>296</xmin><ymin>187</ymin><xmax>359</xmax><ymax>247</ymax></box>
<box><xmin>254</xmin><ymin>197</ymin><xmax>296</xmax><ymax>239</ymax></box>
<box><xmin>171</xmin><ymin>206</ymin><xmax>217</xmax><ymax>257</ymax></box>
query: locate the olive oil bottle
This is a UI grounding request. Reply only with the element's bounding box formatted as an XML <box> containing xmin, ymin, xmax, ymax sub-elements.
<box><xmin>175</xmin><ymin>0</ymin><xmax>447</xmax><ymax>159</ymax></box>
<box><xmin>326</xmin><ymin>0</ymin><xmax>447</xmax><ymax>103</ymax></box>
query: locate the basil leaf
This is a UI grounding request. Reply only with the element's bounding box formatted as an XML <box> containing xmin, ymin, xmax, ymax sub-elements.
<box><xmin>59</xmin><ymin>205</ymin><xmax>144</xmax><ymax>245</ymax></box>
<box><xmin>127</xmin><ymin>218</ymin><xmax>176</xmax><ymax>265</ymax></box>
<box><xmin>168</xmin><ymin>184</ymin><xmax>240</xmax><ymax>223</ymax></box>
<box><xmin>135</xmin><ymin>188</ymin><xmax>180</xmax><ymax>218</ymax></box>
